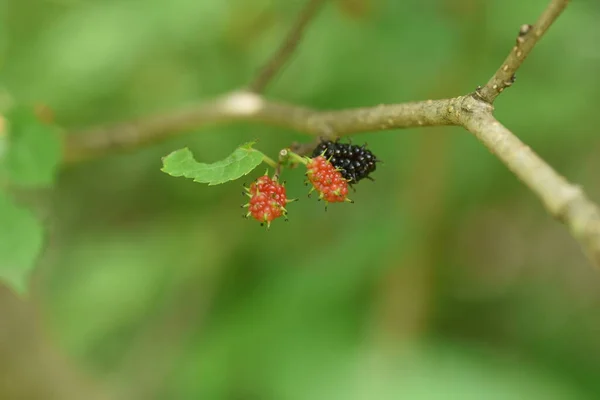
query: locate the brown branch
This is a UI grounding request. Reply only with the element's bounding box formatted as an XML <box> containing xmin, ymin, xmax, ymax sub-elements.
<box><xmin>476</xmin><ymin>0</ymin><xmax>570</xmax><ymax>103</ymax></box>
<box><xmin>247</xmin><ymin>0</ymin><xmax>327</xmax><ymax>93</ymax></box>
<box><xmin>460</xmin><ymin>96</ymin><xmax>600</xmax><ymax>266</ymax></box>
<box><xmin>61</xmin><ymin>0</ymin><xmax>600</xmax><ymax>268</ymax></box>
<box><xmin>63</xmin><ymin>92</ymin><xmax>457</xmax><ymax>163</ymax></box>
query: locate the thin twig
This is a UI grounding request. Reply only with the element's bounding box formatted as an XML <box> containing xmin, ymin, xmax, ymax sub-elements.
<box><xmin>476</xmin><ymin>0</ymin><xmax>570</xmax><ymax>103</ymax></box>
<box><xmin>247</xmin><ymin>0</ymin><xmax>327</xmax><ymax>93</ymax></box>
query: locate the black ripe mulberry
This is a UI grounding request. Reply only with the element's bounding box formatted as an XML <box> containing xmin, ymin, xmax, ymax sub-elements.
<box><xmin>311</xmin><ymin>139</ymin><xmax>379</xmax><ymax>184</ymax></box>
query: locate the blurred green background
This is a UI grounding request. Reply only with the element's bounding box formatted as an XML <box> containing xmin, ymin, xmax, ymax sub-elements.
<box><xmin>2</xmin><ymin>0</ymin><xmax>600</xmax><ymax>399</ymax></box>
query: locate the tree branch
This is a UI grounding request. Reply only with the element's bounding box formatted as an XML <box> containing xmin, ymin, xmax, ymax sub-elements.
<box><xmin>459</xmin><ymin>96</ymin><xmax>600</xmax><ymax>266</ymax></box>
<box><xmin>247</xmin><ymin>0</ymin><xmax>327</xmax><ymax>93</ymax></box>
<box><xmin>61</xmin><ymin>0</ymin><xmax>600</xmax><ymax>268</ymax></box>
<box><xmin>476</xmin><ymin>0</ymin><xmax>570</xmax><ymax>103</ymax></box>
<box><xmin>63</xmin><ymin>92</ymin><xmax>458</xmax><ymax>163</ymax></box>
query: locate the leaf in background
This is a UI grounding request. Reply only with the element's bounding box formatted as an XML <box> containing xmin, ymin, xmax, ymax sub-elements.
<box><xmin>1</xmin><ymin>106</ymin><xmax>62</xmax><ymax>187</ymax></box>
<box><xmin>0</xmin><ymin>1</ymin><xmax>6</xmax><ymax>70</ymax></box>
<box><xmin>335</xmin><ymin>0</ymin><xmax>373</xmax><ymax>19</ymax></box>
<box><xmin>0</xmin><ymin>192</ymin><xmax>43</xmax><ymax>295</ymax></box>
<box><xmin>0</xmin><ymin>114</ymin><xmax>6</xmax><ymax>159</ymax></box>
<box><xmin>161</xmin><ymin>142</ymin><xmax>265</xmax><ymax>186</ymax></box>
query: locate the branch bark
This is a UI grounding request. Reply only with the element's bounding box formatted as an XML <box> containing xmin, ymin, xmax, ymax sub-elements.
<box><xmin>62</xmin><ymin>0</ymin><xmax>600</xmax><ymax>268</ymax></box>
<box><xmin>459</xmin><ymin>96</ymin><xmax>600</xmax><ymax>266</ymax></box>
<box><xmin>63</xmin><ymin>93</ymin><xmax>459</xmax><ymax>162</ymax></box>
<box><xmin>476</xmin><ymin>0</ymin><xmax>570</xmax><ymax>103</ymax></box>
<box><xmin>247</xmin><ymin>0</ymin><xmax>327</xmax><ymax>93</ymax></box>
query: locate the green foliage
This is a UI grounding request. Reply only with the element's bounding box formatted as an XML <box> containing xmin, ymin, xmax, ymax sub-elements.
<box><xmin>2</xmin><ymin>0</ymin><xmax>600</xmax><ymax>399</ymax></box>
<box><xmin>161</xmin><ymin>142</ymin><xmax>265</xmax><ymax>185</ymax></box>
<box><xmin>0</xmin><ymin>13</ymin><xmax>6</xmax><ymax>69</ymax></box>
<box><xmin>0</xmin><ymin>192</ymin><xmax>43</xmax><ymax>295</ymax></box>
<box><xmin>1</xmin><ymin>106</ymin><xmax>61</xmax><ymax>188</ymax></box>
<box><xmin>0</xmin><ymin>106</ymin><xmax>61</xmax><ymax>295</ymax></box>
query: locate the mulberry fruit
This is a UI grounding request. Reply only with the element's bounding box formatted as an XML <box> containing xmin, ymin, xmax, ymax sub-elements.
<box><xmin>311</xmin><ymin>139</ymin><xmax>379</xmax><ymax>184</ymax></box>
<box><xmin>243</xmin><ymin>175</ymin><xmax>290</xmax><ymax>227</ymax></box>
<box><xmin>306</xmin><ymin>156</ymin><xmax>351</xmax><ymax>204</ymax></box>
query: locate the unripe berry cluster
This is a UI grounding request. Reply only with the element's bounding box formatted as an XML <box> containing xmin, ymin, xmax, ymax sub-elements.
<box><xmin>244</xmin><ymin>175</ymin><xmax>289</xmax><ymax>227</ymax></box>
<box><xmin>306</xmin><ymin>156</ymin><xmax>351</xmax><ymax>204</ymax></box>
<box><xmin>243</xmin><ymin>141</ymin><xmax>378</xmax><ymax>228</ymax></box>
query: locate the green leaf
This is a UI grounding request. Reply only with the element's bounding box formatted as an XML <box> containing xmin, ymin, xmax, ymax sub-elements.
<box><xmin>1</xmin><ymin>106</ymin><xmax>62</xmax><ymax>187</ymax></box>
<box><xmin>161</xmin><ymin>142</ymin><xmax>265</xmax><ymax>186</ymax></box>
<box><xmin>0</xmin><ymin>192</ymin><xmax>44</xmax><ymax>295</ymax></box>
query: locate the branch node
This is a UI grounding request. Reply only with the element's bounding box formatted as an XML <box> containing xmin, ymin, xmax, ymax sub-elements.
<box><xmin>506</xmin><ymin>75</ymin><xmax>517</xmax><ymax>86</ymax></box>
<box><xmin>516</xmin><ymin>24</ymin><xmax>533</xmax><ymax>44</ymax></box>
<box><xmin>222</xmin><ymin>91</ymin><xmax>264</xmax><ymax>116</ymax></box>
<box><xmin>519</xmin><ymin>23</ymin><xmax>533</xmax><ymax>36</ymax></box>
<box><xmin>554</xmin><ymin>184</ymin><xmax>584</xmax><ymax>222</ymax></box>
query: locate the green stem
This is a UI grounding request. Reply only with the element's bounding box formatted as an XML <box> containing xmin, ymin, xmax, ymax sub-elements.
<box><xmin>262</xmin><ymin>154</ymin><xmax>278</xmax><ymax>169</ymax></box>
<box><xmin>285</xmin><ymin>149</ymin><xmax>308</xmax><ymax>165</ymax></box>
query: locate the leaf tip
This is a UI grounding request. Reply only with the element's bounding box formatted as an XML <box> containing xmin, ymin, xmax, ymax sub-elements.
<box><xmin>239</xmin><ymin>141</ymin><xmax>258</xmax><ymax>150</ymax></box>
